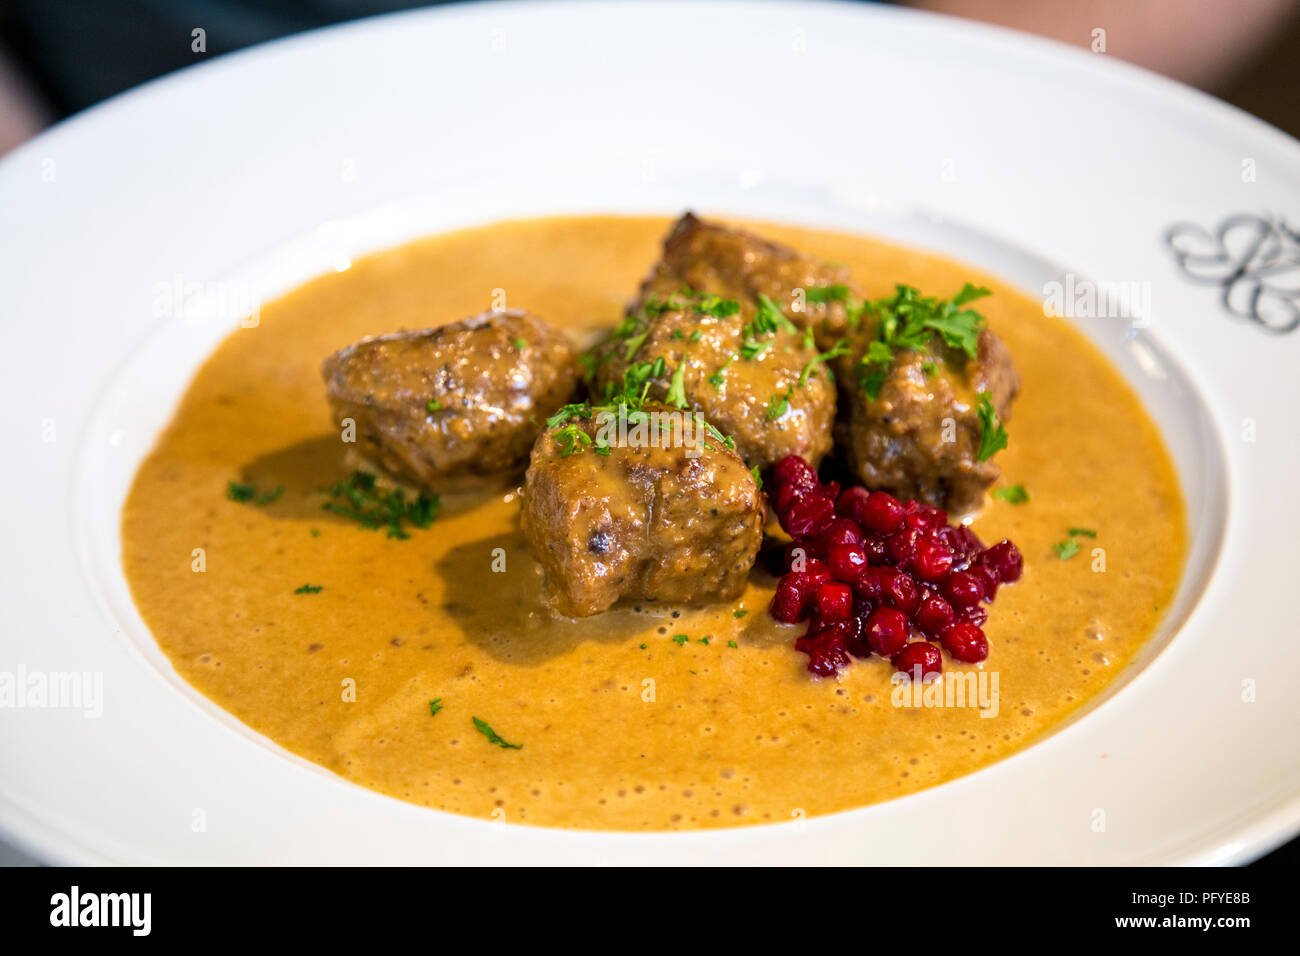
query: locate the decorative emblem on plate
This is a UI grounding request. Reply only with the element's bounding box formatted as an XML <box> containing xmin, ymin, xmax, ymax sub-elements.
<box><xmin>1164</xmin><ymin>213</ymin><xmax>1300</xmax><ymax>334</ymax></box>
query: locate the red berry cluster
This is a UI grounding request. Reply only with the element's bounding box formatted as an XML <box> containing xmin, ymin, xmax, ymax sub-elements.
<box><xmin>767</xmin><ymin>456</ymin><xmax>1023</xmax><ymax>679</ymax></box>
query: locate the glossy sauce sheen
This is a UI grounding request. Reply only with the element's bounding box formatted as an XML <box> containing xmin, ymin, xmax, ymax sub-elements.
<box><xmin>122</xmin><ymin>216</ymin><xmax>1187</xmax><ymax>830</ymax></box>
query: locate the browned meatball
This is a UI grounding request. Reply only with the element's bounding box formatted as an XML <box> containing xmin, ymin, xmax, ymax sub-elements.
<box><xmin>646</xmin><ymin>212</ymin><xmax>863</xmax><ymax>348</ymax></box>
<box><xmin>835</xmin><ymin>311</ymin><xmax>1019</xmax><ymax>516</ymax></box>
<box><xmin>322</xmin><ymin>309</ymin><xmax>578</xmax><ymax>490</ymax></box>
<box><xmin>521</xmin><ymin>403</ymin><xmax>765</xmax><ymax>617</ymax></box>
<box><xmin>588</xmin><ymin>215</ymin><xmax>844</xmax><ymax>471</ymax></box>
<box><xmin>588</xmin><ymin>290</ymin><xmax>836</xmax><ymax>472</ymax></box>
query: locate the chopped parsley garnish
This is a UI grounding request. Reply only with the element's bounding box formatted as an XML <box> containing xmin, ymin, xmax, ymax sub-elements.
<box><xmin>798</xmin><ymin>338</ymin><xmax>850</xmax><ymax>387</ymax></box>
<box><xmin>806</xmin><ymin>284</ymin><xmax>850</xmax><ymax>304</ymax></box>
<box><xmin>736</xmin><ymin>294</ymin><xmax>798</xmax><ymax>362</ymax></box>
<box><xmin>708</xmin><ymin>355</ymin><xmax>735</xmax><ymax>389</ymax></box>
<box><xmin>689</xmin><ymin>329</ymin><xmax>703</xmax><ymax>342</ymax></box>
<box><xmin>294</xmin><ymin>583</ymin><xmax>323</xmax><ymax>594</ymax></box>
<box><xmin>321</xmin><ymin>471</ymin><xmax>439</xmax><ymax>539</ymax></box>
<box><xmin>554</xmin><ymin>423</ymin><xmax>593</xmax><ymax>457</ymax></box>
<box><xmin>765</xmin><ymin>386</ymin><xmax>794</xmax><ymax>421</ymax></box>
<box><xmin>733</xmin><ymin>609</ymin><xmax>748</xmax><ymax>618</ymax></box>
<box><xmin>513</xmin><ymin>337</ymin><xmax>527</xmax><ymax>350</ymax></box>
<box><xmin>1068</xmin><ymin>527</ymin><xmax>1098</xmax><ymax>537</ymax></box>
<box><xmin>227</xmin><ymin>481</ymin><xmax>256</xmax><ymax>502</ymax></box>
<box><xmin>1054</xmin><ymin>539</ymin><xmax>1080</xmax><ymax>560</ymax></box>
<box><xmin>665</xmin><ymin>361</ymin><xmax>689</xmax><ymax>409</ymax></box>
<box><xmin>728</xmin><ymin>640</ymin><xmax>739</xmax><ymax>648</ymax></box>
<box><xmin>698</xmin><ymin>637</ymin><xmax>710</xmax><ymax>645</ymax></box>
<box><xmin>426</xmin><ymin>398</ymin><xmax>443</xmax><ymax>413</ymax></box>
<box><xmin>750</xmin><ymin>465</ymin><xmax>762</xmax><ymax>489</ymax></box>
<box><xmin>703</xmin><ymin>421</ymin><xmax>734</xmax><ymax>451</ymax></box>
<box><xmin>855</xmin><ymin>283</ymin><xmax>991</xmax><ymax>398</ymax></box>
<box><xmin>546</xmin><ymin>402</ymin><xmax>595</xmax><ymax>429</ymax></box>
<box><xmin>227</xmin><ymin>481</ymin><xmax>282</xmax><ymax>505</ymax></box>
<box><xmin>622</xmin><ymin>331</ymin><xmax>649</xmax><ymax>361</ymax></box>
<box><xmin>428</xmin><ymin>698</ymin><xmax>443</xmax><ymax>716</ymax></box>
<box><xmin>472</xmin><ymin>717</ymin><xmax>522</xmax><ymax>750</ymax></box>
<box><xmin>976</xmin><ymin>393</ymin><xmax>1008</xmax><ymax>462</ymax></box>
<box><xmin>753</xmin><ymin>294</ymin><xmax>798</xmax><ymax>334</ymax></box>
<box><xmin>992</xmin><ymin>484</ymin><xmax>1029</xmax><ymax>504</ymax></box>
<box><xmin>672</xmin><ymin>634</ymin><xmax>689</xmax><ymax>645</ymax></box>
<box><xmin>310</xmin><ymin>528</ymin><xmax>321</xmax><ymax>537</ymax></box>
<box><xmin>695</xmin><ymin>293</ymin><xmax>741</xmax><ymax>318</ymax></box>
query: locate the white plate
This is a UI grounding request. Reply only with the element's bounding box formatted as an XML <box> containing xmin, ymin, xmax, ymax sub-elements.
<box><xmin>1</xmin><ymin>0</ymin><xmax>1298</xmax><ymax>865</ymax></box>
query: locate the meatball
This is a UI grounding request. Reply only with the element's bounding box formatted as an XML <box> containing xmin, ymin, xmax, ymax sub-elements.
<box><xmin>589</xmin><ymin>290</ymin><xmax>835</xmax><ymax>472</ymax></box>
<box><xmin>522</xmin><ymin>402</ymin><xmax>765</xmax><ymax>617</ymax></box>
<box><xmin>322</xmin><ymin>309</ymin><xmax>578</xmax><ymax>490</ymax></box>
<box><xmin>588</xmin><ymin>216</ymin><xmax>845</xmax><ymax>471</ymax></box>
<box><xmin>644</xmin><ymin>212</ymin><xmax>864</xmax><ymax>348</ymax></box>
<box><xmin>835</xmin><ymin>317</ymin><xmax>1019</xmax><ymax>516</ymax></box>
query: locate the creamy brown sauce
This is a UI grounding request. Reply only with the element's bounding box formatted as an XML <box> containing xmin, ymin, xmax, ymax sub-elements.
<box><xmin>122</xmin><ymin>216</ymin><xmax>1186</xmax><ymax>830</ymax></box>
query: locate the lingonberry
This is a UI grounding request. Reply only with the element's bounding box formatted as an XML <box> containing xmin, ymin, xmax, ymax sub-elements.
<box><xmin>795</xmin><ymin>620</ymin><xmax>856</xmax><ymax>677</ymax></box>
<box><xmin>915</xmin><ymin>592</ymin><xmax>956</xmax><ymax>637</ymax></box>
<box><xmin>860</xmin><ymin>491</ymin><xmax>904</xmax><ymax>534</ymax></box>
<box><xmin>885</xmin><ymin>526</ymin><xmax>920</xmax><ymax>566</ymax></box>
<box><xmin>770</xmin><ymin>562</ymin><xmax>832</xmax><ymax>623</ymax></box>
<box><xmin>980</xmin><ymin>539</ymin><xmax>1023</xmax><ymax>583</ymax></box>
<box><xmin>969</xmin><ymin>563</ymin><xmax>999</xmax><ymax>601</ymax></box>
<box><xmin>883</xmin><ymin>570</ymin><xmax>921</xmax><ymax>616</ymax></box>
<box><xmin>828</xmin><ymin>543</ymin><xmax>869</xmax><ymax>584</ymax></box>
<box><xmin>772</xmin><ymin>455</ymin><xmax>819</xmax><ymax>496</ymax></box>
<box><xmin>912</xmin><ymin>536</ymin><xmax>955</xmax><ymax>583</ymax></box>
<box><xmin>892</xmin><ymin>641</ymin><xmax>942</xmax><ymax>679</ymax></box>
<box><xmin>940</xmin><ymin>622</ymin><xmax>989</xmax><ymax>663</ymax></box>
<box><xmin>819</xmin><ymin>517</ymin><xmax>865</xmax><ymax>552</ymax></box>
<box><xmin>940</xmin><ymin>523</ymin><xmax>985</xmax><ymax>566</ymax></box>
<box><xmin>783</xmin><ymin>493</ymin><xmax>835</xmax><ymax>538</ymax></box>
<box><xmin>865</xmin><ymin>607</ymin><xmax>910</xmax><ymax>658</ymax></box>
<box><xmin>836</xmin><ymin>486</ymin><xmax>871</xmax><ymax>524</ymax></box>
<box><xmin>815</xmin><ymin>582</ymin><xmax>853</xmax><ymax>621</ymax></box>
<box><xmin>942</xmin><ymin>570</ymin><xmax>985</xmax><ymax>609</ymax></box>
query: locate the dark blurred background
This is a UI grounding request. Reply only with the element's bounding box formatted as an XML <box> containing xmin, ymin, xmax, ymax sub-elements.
<box><xmin>1</xmin><ymin>0</ymin><xmax>1299</xmax><ymax>156</ymax></box>
<box><xmin>0</xmin><ymin>0</ymin><xmax>1295</xmax><ymax>867</ymax></box>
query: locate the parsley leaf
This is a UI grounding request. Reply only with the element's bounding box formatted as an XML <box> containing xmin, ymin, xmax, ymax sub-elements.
<box><xmin>992</xmin><ymin>484</ymin><xmax>1029</xmax><ymax>504</ymax></box>
<box><xmin>806</xmin><ymin>284</ymin><xmax>850</xmax><ymax>304</ymax></box>
<box><xmin>1068</xmin><ymin>527</ymin><xmax>1097</xmax><ymax>537</ymax></box>
<box><xmin>472</xmin><ymin>717</ymin><xmax>522</xmax><ymax>750</ymax></box>
<box><xmin>294</xmin><ymin>583</ymin><xmax>323</xmax><ymax>594</ymax></box>
<box><xmin>666</xmin><ymin>361</ymin><xmax>689</xmax><ymax>408</ymax></box>
<box><xmin>765</xmin><ymin>386</ymin><xmax>793</xmax><ymax>421</ymax></box>
<box><xmin>753</xmin><ymin>294</ymin><xmax>798</xmax><ymax>335</ymax></box>
<box><xmin>976</xmin><ymin>393</ymin><xmax>1008</xmax><ymax>462</ymax></box>
<box><xmin>428</xmin><ymin>698</ymin><xmax>443</xmax><ymax>716</ymax></box>
<box><xmin>321</xmin><ymin>471</ymin><xmax>439</xmax><ymax>538</ymax></box>
<box><xmin>798</xmin><ymin>338</ymin><xmax>850</xmax><ymax>387</ymax></box>
<box><xmin>227</xmin><ymin>481</ymin><xmax>256</xmax><ymax>502</ymax></box>
<box><xmin>855</xmin><ymin>283</ymin><xmax>992</xmax><ymax>400</ymax></box>
<box><xmin>1054</xmin><ymin>539</ymin><xmax>1080</xmax><ymax>560</ymax></box>
<box><xmin>228</xmin><ymin>481</ymin><xmax>283</xmax><ymax>505</ymax></box>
